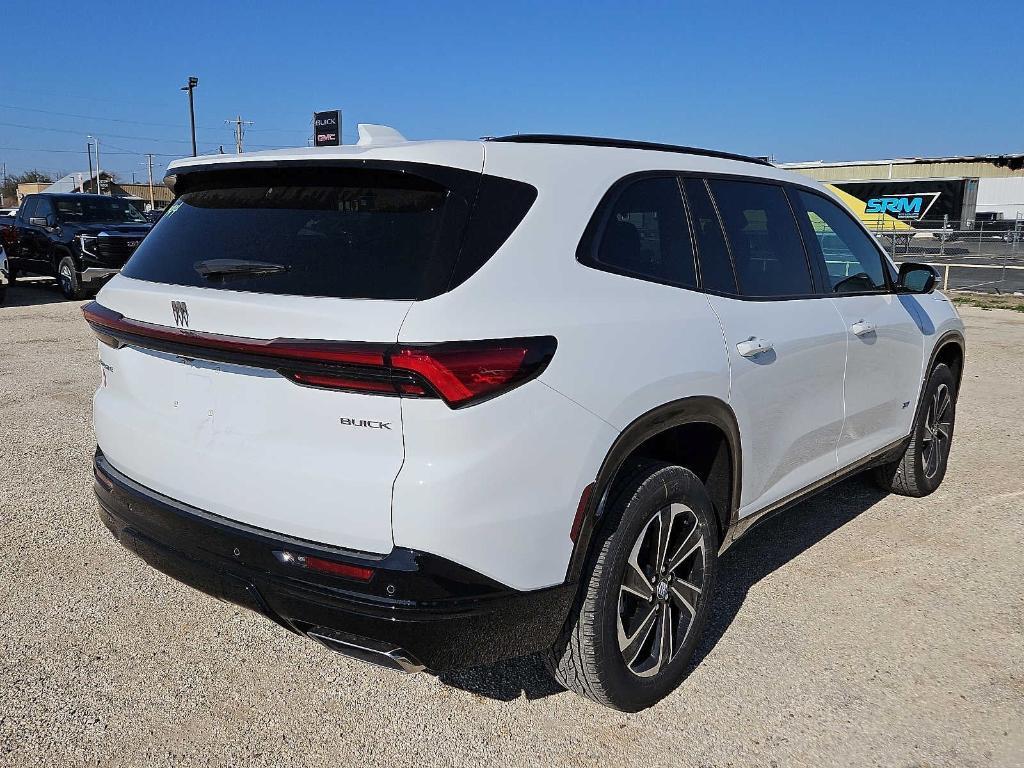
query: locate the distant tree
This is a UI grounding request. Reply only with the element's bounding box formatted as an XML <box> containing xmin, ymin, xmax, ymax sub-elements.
<box><xmin>2</xmin><ymin>169</ymin><xmax>55</xmax><ymax>205</ymax></box>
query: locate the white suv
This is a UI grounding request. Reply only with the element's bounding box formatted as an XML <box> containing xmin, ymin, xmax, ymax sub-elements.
<box><xmin>85</xmin><ymin>128</ymin><xmax>965</xmax><ymax>711</ymax></box>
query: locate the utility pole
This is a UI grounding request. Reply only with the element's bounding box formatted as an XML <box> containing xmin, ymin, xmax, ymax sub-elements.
<box><xmin>226</xmin><ymin>115</ymin><xmax>254</xmax><ymax>154</ymax></box>
<box><xmin>181</xmin><ymin>76</ymin><xmax>199</xmax><ymax>156</ymax></box>
<box><xmin>145</xmin><ymin>154</ymin><xmax>155</xmax><ymax>210</ymax></box>
<box><xmin>86</xmin><ymin>142</ymin><xmax>93</xmax><ymax>192</ymax></box>
<box><xmin>87</xmin><ymin>135</ymin><xmax>102</xmax><ymax>194</ymax></box>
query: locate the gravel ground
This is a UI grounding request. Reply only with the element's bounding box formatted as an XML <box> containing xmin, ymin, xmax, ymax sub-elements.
<box><xmin>1</xmin><ymin>280</ymin><xmax>1022</xmax><ymax>767</ymax></box>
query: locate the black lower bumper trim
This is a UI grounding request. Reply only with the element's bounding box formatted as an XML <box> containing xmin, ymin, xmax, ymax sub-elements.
<box><xmin>93</xmin><ymin>450</ymin><xmax>575</xmax><ymax>671</ymax></box>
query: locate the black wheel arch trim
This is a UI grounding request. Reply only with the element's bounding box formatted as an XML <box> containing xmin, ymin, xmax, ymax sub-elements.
<box><xmin>565</xmin><ymin>395</ymin><xmax>742</xmax><ymax>583</ymax></box>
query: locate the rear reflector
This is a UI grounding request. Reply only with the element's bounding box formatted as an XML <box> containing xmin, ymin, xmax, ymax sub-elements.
<box><xmin>273</xmin><ymin>550</ymin><xmax>375</xmax><ymax>582</ymax></box>
<box><xmin>83</xmin><ymin>301</ymin><xmax>555</xmax><ymax>408</ymax></box>
<box><xmin>570</xmin><ymin>482</ymin><xmax>595</xmax><ymax>543</ymax></box>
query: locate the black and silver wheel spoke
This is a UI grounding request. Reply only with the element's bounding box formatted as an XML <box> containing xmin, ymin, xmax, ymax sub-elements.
<box><xmin>621</xmin><ymin>540</ymin><xmax>654</xmax><ymax>602</ymax></box>
<box><xmin>618</xmin><ymin>602</ymin><xmax>659</xmax><ymax>666</ymax></box>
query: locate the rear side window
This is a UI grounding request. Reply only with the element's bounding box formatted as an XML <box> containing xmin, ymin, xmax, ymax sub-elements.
<box><xmin>586</xmin><ymin>176</ymin><xmax>696</xmax><ymax>288</ymax></box>
<box><xmin>708</xmin><ymin>179</ymin><xmax>813</xmax><ymax>297</ymax></box>
<box><xmin>122</xmin><ymin>165</ymin><xmax>536</xmax><ymax>300</ymax></box>
<box><xmin>681</xmin><ymin>178</ymin><xmax>736</xmax><ymax>294</ymax></box>
<box><xmin>795</xmin><ymin>190</ymin><xmax>887</xmax><ymax>294</ymax></box>
<box><xmin>20</xmin><ymin>198</ymin><xmax>38</xmax><ymax>219</ymax></box>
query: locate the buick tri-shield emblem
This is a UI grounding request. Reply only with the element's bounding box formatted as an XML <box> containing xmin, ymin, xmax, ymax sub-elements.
<box><xmin>171</xmin><ymin>301</ymin><xmax>189</xmax><ymax>328</ymax></box>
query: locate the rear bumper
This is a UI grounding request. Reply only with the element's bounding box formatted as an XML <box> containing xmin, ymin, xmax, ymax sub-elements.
<box><xmin>92</xmin><ymin>450</ymin><xmax>575</xmax><ymax>672</ymax></box>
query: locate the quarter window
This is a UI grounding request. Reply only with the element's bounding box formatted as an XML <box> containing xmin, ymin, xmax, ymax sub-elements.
<box><xmin>682</xmin><ymin>178</ymin><xmax>736</xmax><ymax>294</ymax></box>
<box><xmin>796</xmin><ymin>190</ymin><xmax>887</xmax><ymax>293</ymax></box>
<box><xmin>592</xmin><ymin>177</ymin><xmax>696</xmax><ymax>288</ymax></box>
<box><xmin>708</xmin><ymin>180</ymin><xmax>813</xmax><ymax>297</ymax></box>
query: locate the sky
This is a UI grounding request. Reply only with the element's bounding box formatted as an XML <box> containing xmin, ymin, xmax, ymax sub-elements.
<box><xmin>3</xmin><ymin>0</ymin><xmax>1022</xmax><ymax>181</ymax></box>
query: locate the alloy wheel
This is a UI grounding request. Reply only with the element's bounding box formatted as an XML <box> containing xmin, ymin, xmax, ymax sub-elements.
<box><xmin>59</xmin><ymin>263</ymin><xmax>73</xmax><ymax>294</ymax></box>
<box><xmin>617</xmin><ymin>503</ymin><xmax>706</xmax><ymax>678</ymax></box>
<box><xmin>921</xmin><ymin>383</ymin><xmax>953</xmax><ymax>479</ymax></box>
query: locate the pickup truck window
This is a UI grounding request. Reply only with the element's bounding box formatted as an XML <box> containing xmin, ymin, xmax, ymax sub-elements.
<box><xmin>55</xmin><ymin>197</ymin><xmax>147</xmax><ymax>224</ymax></box>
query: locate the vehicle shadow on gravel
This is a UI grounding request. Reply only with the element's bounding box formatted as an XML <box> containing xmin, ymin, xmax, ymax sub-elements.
<box><xmin>439</xmin><ymin>474</ymin><xmax>888</xmax><ymax>703</ymax></box>
<box><xmin>2</xmin><ymin>280</ymin><xmax>73</xmax><ymax>308</ymax></box>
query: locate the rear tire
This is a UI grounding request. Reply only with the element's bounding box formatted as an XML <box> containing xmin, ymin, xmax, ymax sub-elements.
<box><xmin>57</xmin><ymin>256</ymin><xmax>86</xmax><ymax>300</ymax></box>
<box><xmin>874</xmin><ymin>363</ymin><xmax>957</xmax><ymax>497</ymax></box>
<box><xmin>545</xmin><ymin>459</ymin><xmax>719</xmax><ymax>711</ymax></box>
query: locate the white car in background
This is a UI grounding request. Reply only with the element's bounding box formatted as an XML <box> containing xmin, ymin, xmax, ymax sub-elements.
<box><xmin>0</xmin><ymin>245</ymin><xmax>8</xmax><ymax>304</ymax></box>
<box><xmin>83</xmin><ymin>128</ymin><xmax>965</xmax><ymax>711</ymax></box>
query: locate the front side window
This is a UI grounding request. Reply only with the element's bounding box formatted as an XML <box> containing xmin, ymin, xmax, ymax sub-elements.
<box><xmin>796</xmin><ymin>190</ymin><xmax>887</xmax><ymax>293</ymax></box>
<box><xmin>708</xmin><ymin>180</ymin><xmax>813</xmax><ymax>298</ymax></box>
<box><xmin>34</xmin><ymin>198</ymin><xmax>55</xmax><ymax>218</ymax></box>
<box><xmin>590</xmin><ymin>176</ymin><xmax>696</xmax><ymax>288</ymax></box>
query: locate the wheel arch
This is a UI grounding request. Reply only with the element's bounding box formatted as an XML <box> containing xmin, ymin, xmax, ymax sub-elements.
<box><xmin>52</xmin><ymin>244</ymin><xmax>76</xmax><ymax>273</ymax></box>
<box><xmin>565</xmin><ymin>395</ymin><xmax>741</xmax><ymax>583</ymax></box>
<box><xmin>931</xmin><ymin>330</ymin><xmax>965</xmax><ymax>391</ymax></box>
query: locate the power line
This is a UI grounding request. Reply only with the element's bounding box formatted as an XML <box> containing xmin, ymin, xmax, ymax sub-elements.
<box><xmin>0</xmin><ymin>103</ymin><xmax>309</xmax><ymax>134</ymax></box>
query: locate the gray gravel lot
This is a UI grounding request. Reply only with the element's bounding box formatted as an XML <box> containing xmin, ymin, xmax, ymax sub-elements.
<box><xmin>2</xmin><ymin>280</ymin><xmax>1022</xmax><ymax>767</ymax></box>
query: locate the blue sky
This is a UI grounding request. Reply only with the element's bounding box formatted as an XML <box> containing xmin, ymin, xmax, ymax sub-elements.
<box><xmin>3</xmin><ymin>0</ymin><xmax>1021</xmax><ymax>180</ymax></box>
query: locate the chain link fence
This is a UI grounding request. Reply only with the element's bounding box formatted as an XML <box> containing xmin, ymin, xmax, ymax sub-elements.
<box><xmin>866</xmin><ymin>216</ymin><xmax>1024</xmax><ymax>293</ymax></box>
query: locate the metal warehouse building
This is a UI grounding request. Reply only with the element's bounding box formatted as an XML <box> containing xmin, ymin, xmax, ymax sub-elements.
<box><xmin>780</xmin><ymin>153</ymin><xmax>1024</xmax><ymax>220</ymax></box>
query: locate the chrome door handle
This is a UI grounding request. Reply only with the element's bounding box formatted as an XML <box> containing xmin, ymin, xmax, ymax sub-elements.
<box><xmin>850</xmin><ymin>320</ymin><xmax>876</xmax><ymax>337</ymax></box>
<box><xmin>736</xmin><ymin>336</ymin><xmax>774</xmax><ymax>358</ymax></box>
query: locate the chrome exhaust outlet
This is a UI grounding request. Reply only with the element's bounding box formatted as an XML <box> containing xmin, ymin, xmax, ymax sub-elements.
<box><xmin>306</xmin><ymin>626</ymin><xmax>425</xmax><ymax>673</ymax></box>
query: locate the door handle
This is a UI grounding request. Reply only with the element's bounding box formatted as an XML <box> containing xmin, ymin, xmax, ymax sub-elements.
<box><xmin>736</xmin><ymin>336</ymin><xmax>774</xmax><ymax>358</ymax></box>
<box><xmin>850</xmin><ymin>320</ymin><xmax>876</xmax><ymax>337</ymax></box>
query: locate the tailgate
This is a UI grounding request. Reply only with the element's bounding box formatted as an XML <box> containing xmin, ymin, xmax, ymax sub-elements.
<box><xmin>92</xmin><ymin>278</ymin><xmax>410</xmax><ymax>554</ymax></box>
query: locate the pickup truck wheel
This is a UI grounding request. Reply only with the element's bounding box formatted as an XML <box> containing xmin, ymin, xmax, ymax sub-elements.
<box><xmin>874</xmin><ymin>363</ymin><xmax>957</xmax><ymax>497</ymax></box>
<box><xmin>545</xmin><ymin>459</ymin><xmax>719</xmax><ymax>711</ymax></box>
<box><xmin>57</xmin><ymin>256</ymin><xmax>86</xmax><ymax>300</ymax></box>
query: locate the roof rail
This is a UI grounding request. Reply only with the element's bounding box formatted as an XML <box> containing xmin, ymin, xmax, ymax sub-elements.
<box><xmin>486</xmin><ymin>134</ymin><xmax>771</xmax><ymax>166</ymax></box>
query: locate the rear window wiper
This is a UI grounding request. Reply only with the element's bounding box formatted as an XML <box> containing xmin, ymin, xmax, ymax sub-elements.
<box><xmin>193</xmin><ymin>259</ymin><xmax>290</xmax><ymax>279</ymax></box>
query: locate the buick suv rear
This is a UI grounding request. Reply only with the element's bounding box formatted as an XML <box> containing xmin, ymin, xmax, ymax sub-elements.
<box><xmin>87</xmin><ymin>128</ymin><xmax>965</xmax><ymax>710</ymax></box>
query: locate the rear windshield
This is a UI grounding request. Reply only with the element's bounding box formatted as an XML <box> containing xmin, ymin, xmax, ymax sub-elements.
<box><xmin>122</xmin><ymin>164</ymin><xmax>536</xmax><ymax>300</ymax></box>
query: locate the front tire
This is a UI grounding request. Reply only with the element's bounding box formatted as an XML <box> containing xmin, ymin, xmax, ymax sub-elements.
<box><xmin>874</xmin><ymin>363</ymin><xmax>957</xmax><ymax>496</ymax></box>
<box><xmin>546</xmin><ymin>460</ymin><xmax>719</xmax><ymax>711</ymax></box>
<box><xmin>57</xmin><ymin>256</ymin><xmax>86</xmax><ymax>300</ymax></box>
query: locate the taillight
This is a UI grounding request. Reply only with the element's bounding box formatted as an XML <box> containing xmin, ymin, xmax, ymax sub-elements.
<box><xmin>82</xmin><ymin>301</ymin><xmax>556</xmax><ymax>408</ymax></box>
<box><xmin>390</xmin><ymin>339</ymin><xmax>555</xmax><ymax>407</ymax></box>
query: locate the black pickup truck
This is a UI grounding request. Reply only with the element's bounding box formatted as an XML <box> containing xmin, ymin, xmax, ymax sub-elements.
<box><xmin>4</xmin><ymin>193</ymin><xmax>151</xmax><ymax>299</ymax></box>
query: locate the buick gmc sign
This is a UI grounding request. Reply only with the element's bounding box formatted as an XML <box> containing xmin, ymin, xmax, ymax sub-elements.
<box><xmin>314</xmin><ymin>110</ymin><xmax>341</xmax><ymax>147</ymax></box>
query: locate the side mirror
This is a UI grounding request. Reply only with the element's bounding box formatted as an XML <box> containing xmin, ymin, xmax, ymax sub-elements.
<box><xmin>897</xmin><ymin>262</ymin><xmax>938</xmax><ymax>294</ymax></box>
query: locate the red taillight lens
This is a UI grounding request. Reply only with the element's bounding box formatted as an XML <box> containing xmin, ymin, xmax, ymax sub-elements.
<box><xmin>83</xmin><ymin>301</ymin><xmax>556</xmax><ymax>408</ymax></box>
<box><xmin>392</xmin><ymin>339</ymin><xmax>553</xmax><ymax>407</ymax></box>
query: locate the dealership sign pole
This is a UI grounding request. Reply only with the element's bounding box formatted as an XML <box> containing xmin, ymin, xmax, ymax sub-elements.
<box><xmin>313</xmin><ymin>110</ymin><xmax>341</xmax><ymax>147</ymax></box>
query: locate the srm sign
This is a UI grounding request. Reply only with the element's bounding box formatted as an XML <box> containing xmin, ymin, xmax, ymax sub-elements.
<box><xmin>313</xmin><ymin>110</ymin><xmax>341</xmax><ymax>147</ymax></box>
<box><xmin>864</xmin><ymin>192</ymin><xmax>941</xmax><ymax>221</ymax></box>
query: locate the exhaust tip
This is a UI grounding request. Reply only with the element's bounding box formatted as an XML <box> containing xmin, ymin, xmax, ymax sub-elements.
<box><xmin>306</xmin><ymin>626</ymin><xmax>425</xmax><ymax>674</ymax></box>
